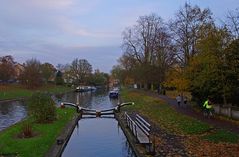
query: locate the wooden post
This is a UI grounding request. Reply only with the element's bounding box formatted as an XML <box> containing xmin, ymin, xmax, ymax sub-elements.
<box><xmin>228</xmin><ymin>105</ymin><xmax>232</xmax><ymax>118</ymax></box>
<box><xmin>96</xmin><ymin>111</ymin><xmax>101</xmax><ymax>117</ymax></box>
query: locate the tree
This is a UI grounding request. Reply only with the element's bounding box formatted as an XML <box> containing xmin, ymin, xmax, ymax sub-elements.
<box><xmin>41</xmin><ymin>62</ymin><xmax>56</xmax><ymax>83</ymax></box>
<box><xmin>20</xmin><ymin>59</ymin><xmax>42</xmax><ymax>88</ymax></box>
<box><xmin>224</xmin><ymin>39</ymin><xmax>239</xmax><ymax>105</ymax></box>
<box><xmin>0</xmin><ymin>55</ymin><xmax>15</xmax><ymax>82</ymax></box>
<box><xmin>121</xmin><ymin>14</ymin><xmax>174</xmax><ymax>88</ymax></box>
<box><xmin>89</xmin><ymin>70</ymin><xmax>108</xmax><ymax>86</ymax></box>
<box><xmin>226</xmin><ymin>8</ymin><xmax>239</xmax><ymax>39</ymax></box>
<box><xmin>69</xmin><ymin>59</ymin><xmax>92</xmax><ymax>85</ymax></box>
<box><xmin>188</xmin><ymin>26</ymin><xmax>233</xmax><ymax>105</ymax></box>
<box><xmin>55</xmin><ymin>70</ymin><xmax>64</xmax><ymax>85</ymax></box>
<box><xmin>170</xmin><ymin>2</ymin><xmax>213</xmax><ymax>66</ymax></box>
<box><xmin>28</xmin><ymin>92</ymin><xmax>56</xmax><ymax>123</ymax></box>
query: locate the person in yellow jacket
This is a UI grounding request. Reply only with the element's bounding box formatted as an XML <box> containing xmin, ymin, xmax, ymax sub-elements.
<box><xmin>203</xmin><ymin>98</ymin><xmax>214</xmax><ymax>117</ymax></box>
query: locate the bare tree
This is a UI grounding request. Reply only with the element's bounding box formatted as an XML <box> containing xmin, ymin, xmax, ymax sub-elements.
<box><xmin>170</xmin><ymin>2</ymin><xmax>214</xmax><ymax>66</ymax></box>
<box><xmin>121</xmin><ymin>14</ymin><xmax>175</xmax><ymax>86</ymax></box>
<box><xmin>226</xmin><ymin>8</ymin><xmax>239</xmax><ymax>39</ymax></box>
<box><xmin>70</xmin><ymin>58</ymin><xmax>92</xmax><ymax>85</ymax></box>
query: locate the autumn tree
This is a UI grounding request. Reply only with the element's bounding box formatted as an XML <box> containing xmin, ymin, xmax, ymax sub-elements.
<box><xmin>69</xmin><ymin>58</ymin><xmax>92</xmax><ymax>85</ymax></box>
<box><xmin>20</xmin><ymin>59</ymin><xmax>42</xmax><ymax>88</ymax></box>
<box><xmin>0</xmin><ymin>55</ymin><xmax>15</xmax><ymax>82</ymax></box>
<box><xmin>188</xmin><ymin>26</ymin><xmax>234</xmax><ymax>105</ymax></box>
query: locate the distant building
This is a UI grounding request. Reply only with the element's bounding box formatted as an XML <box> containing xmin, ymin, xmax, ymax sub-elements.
<box><xmin>14</xmin><ymin>63</ymin><xmax>24</xmax><ymax>79</ymax></box>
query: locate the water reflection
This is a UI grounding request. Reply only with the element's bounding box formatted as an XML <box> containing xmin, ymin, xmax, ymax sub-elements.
<box><xmin>0</xmin><ymin>100</ymin><xmax>27</xmax><ymax>131</ymax></box>
<box><xmin>61</xmin><ymin>90</ymin><xmax>135</xmax><ymax>157</ymax></box>
<box><xmin>62</xmin><ymin>118</ymin><xmax>136</xmax><ymax>157</ymax></box>
<box><xmin>56</xmin><ymin>89</ymin><xmax>120</xmax><ymax>110</ymax></box>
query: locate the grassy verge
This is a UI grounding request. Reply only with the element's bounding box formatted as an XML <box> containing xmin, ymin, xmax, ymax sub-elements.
<box><xmin>121</xmin><ymin>89</ymin><xmax>239</xmax><ymax>143</ymax></box>
<box><xmin>203</xmin><ymin>129</ymin><xmax>239</xmax><ymax>143</ymax></box>
<box><xmin>0</xmin><ymin>84</ymin><xmax>72</xmax><ymax>100</ymax></box>
<box><xmin>0</xmin><ymin>108</ymin><xmax>76</xmax><ymax>157</ymax></box>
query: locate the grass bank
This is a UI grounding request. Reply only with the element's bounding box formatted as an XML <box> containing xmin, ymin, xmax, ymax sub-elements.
<box><xmin>0</xmin><ymin>84</ymin><xmax>72</xmax><ymax>100</ymax></box>
<box><xmin>121</xmin><ymin>89</ymin><xmax>238</xmax><ymax>143</ymax></box>
<box><xmin>0</xmin><ymin>108</ymin><xmax>76</xmax><ymax>157</ymax></box>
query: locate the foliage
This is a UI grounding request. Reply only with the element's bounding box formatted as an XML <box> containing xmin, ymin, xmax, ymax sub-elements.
<box><xmin>0</xmin><ymin>108</ymin><xmax>75</xmax><ymax>157</ymax></box>
<box><xmin>55</xmin><ymin>71</ymin><xmax>64</xmax><ymax>85</ymax></box>
<box><xmin>169</xmin><ymin>2</ymin><xmax>214</xmax><ymax>66</ymax></box>
<box><xmin>40</xmin><ymin>62</ymin><xmax>56</xmax><ymax>83</ymax></box>
<box><xmin>20</xmin><ymin>59</ymin><xmax>43</xmax><ymax>89</ymax></box>
<box><xmin>28</xmin><ymin>92</ymin><xmax>56</xmax><ymax>123</ymax></box>
<box><xmin>21</xmin><ymin>122</ymin><xmax>33</xmax><ymax>138</ymax></box>
<box><xmin>0</xmin><ymin>55</ymin><xmax>15</xmax><ymax>82</ymax></box>
<box><xmin>164</xmin><ymin>66</ymin><xmax>190</xmax><ymax>94</ymax></box>
<box><xmin>69</xmin><ymin>58</ymin><xmax>92</xmax><ymax>85</ymax></box>
<box><xmin>188</xmin><ymin>26</ymin><xmax>238</xmax><ymax>105</ymax></box>
<box><xmin>89</xmin><ymin>71</ymin><xmax>108</xmax><ymax>86</ymax></box>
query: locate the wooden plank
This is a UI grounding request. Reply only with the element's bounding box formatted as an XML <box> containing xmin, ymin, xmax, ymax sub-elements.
<box><xmin>135</xmin><ymin>120</ymin><xmax>150</xmax><ymax>136</ymax></box>
<box><xmin>136</xmin><ymin>114</ymin><xmax>151</xmax><ymax>127</ymax></box>
<box><xmin>135</xmin><ymin>117</ymin><xmax>150</xmax><ymax>132</ymax></box>
<box><xmin>136</xmin><ymin>126</ymin><xmax>150</xmax><ymax>144</ymax></box>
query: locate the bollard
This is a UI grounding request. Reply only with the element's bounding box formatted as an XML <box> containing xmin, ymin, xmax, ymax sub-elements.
<box><xmin>57</xmin><ymin>138</ymin><xmax>64</xmax><ymax>145</ymax></box>
<box><xmin>60</xmin><ymin>103</ymin><xmax>65</xmax><ymax>109</ymax></box>
<box><xmin>96</xmin><ymin>111</ymin><xmax>101</xmax><ymax>117</ymax></box>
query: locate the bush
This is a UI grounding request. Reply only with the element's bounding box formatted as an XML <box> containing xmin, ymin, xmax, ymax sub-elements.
<box><xmin>21</xmin><ymin>122</ymin><xmax>33</xmax><ymax>138</ymax></box>
<box><xmin>28</xmin><ymin>92</ymin><xmax>56</xmax><ymax>123</ymax></box>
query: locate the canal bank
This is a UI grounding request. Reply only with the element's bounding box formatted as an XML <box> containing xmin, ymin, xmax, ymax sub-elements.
<box><xmin>115</xmin><ymin>113</ymin><xmax>146</xmax><ymax>157</ymax></box>
<box><xmin>1</xmin><ymin>90</ymin><xmax>138</xmax><ymax>157</ymax></box>
<box><xmin>45</xmin><ymin>113</ymin><xmax>81</xmax><ymax>157</ymax></box>
<box><xmin>0</xmin><ymin>108</ymin><xmax>76</xmax><ymax>157</ymax></box>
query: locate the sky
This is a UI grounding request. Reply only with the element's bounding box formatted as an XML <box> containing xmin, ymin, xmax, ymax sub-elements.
<box><xmin>0</xmin><ymin>0</ymin><xmax>238</xmax><ymax>73</ymax></box>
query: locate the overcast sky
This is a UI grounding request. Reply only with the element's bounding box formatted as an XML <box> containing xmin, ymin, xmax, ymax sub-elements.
<box><xmin>0</xmin><ymin>0</ymin><xmax>238</xmax><ymax>73</ymax></box>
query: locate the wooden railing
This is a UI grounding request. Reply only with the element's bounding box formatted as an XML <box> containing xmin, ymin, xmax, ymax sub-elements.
<box><xmin>125</xmin><ymin>112</ymin><xmax>155</xmax><ymax>154</ymax></box>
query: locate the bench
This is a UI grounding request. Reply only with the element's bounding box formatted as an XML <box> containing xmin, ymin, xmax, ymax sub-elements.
<box><xmin>125</xmin><ymin>112</ymin><xmax>155</xmax><ymax>154</ymax></box>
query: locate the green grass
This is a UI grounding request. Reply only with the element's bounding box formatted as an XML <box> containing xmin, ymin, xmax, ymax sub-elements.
<box><xmin>121</xmin><ymin>89</ymin><xmax>210</xmax><ymax>135</ymax></box>
<box><xmin>0</xmin><ymin>84</ymin><xmax>72</xmax><ymax>100</ymax></box>
<box><xmin>203</xmin><ymin>129</ymin><xmax>239</xmax><ymax>143</ymax></box>
<box><xmin>0</xmin><ymin>108</ymin><xmax>76</xmax><ymax>157</ymax></box>
<box><xmin>121</xmin><ymin>89</ymin><xmax>239</xmax><ymax>143</ymax></box>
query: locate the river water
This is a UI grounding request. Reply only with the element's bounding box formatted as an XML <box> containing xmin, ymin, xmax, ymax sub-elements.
<box><xmin>60</xmin><ymin>89</ymin><xmax>136</xmax><ymax>157</ymax></box>
<box><xmin>0</xmin><ymin>89</ymin><xmax>136</xmax><ymax>156</ymax></box>
<box><xmin>0</xmin><ymin>100</ymin><xmax>27</xmax><ymax>131</ymax></box>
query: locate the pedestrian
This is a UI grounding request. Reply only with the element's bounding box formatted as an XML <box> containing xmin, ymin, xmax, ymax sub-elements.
<box><xmin>184</xmin><ymin>96</ymin><xmax>187</xmax><ymax>105</ymax></box>
<box><xmin>176</xmin><ymin>95</ymin><xmax>181</xmax><ymax>107</ymax></box>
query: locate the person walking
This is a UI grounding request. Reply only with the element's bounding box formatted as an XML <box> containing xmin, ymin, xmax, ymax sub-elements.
<box><xmin>176</xmin><ymin>95</ymin><xmax>181</xmax><ymax>107</ymax></box>
<box><xmin>184</xmin><ymin>96</ymin><xmax>187</xmax><ymax>105</ymax></box>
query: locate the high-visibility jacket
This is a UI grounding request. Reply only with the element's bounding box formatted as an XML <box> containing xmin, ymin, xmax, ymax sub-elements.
<box><xmin>203</xmin><ymin>100</ymin><xmax>212</xmax><ymax>109</ymax></box>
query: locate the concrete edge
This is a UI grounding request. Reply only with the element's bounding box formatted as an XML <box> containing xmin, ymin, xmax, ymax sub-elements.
<box><xmin>115</xmin><ymin>113</ymin><xmax>146</xmax><ymax>157</ymax></box>
<box><xmin>44</xmin><ymin>113</ymin><xmax>81</xmax><ymax>157</ymax></box>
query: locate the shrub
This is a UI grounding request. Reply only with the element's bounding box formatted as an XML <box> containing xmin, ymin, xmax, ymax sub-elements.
<box><xmin>28</xmin><ymin>92</ymin><xmax>56</xmax><ymax>123</ymax></box>
<box><xmin>21</xmin><ymin>122</ymin><xmax>33</xmax><ymax>138</ymax></box>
